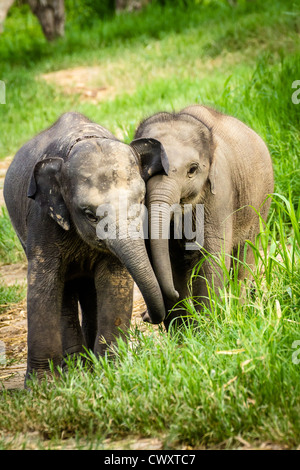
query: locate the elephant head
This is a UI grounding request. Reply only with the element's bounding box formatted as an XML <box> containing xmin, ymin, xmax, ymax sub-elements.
<box><xmin>28</xmin><ymin>136</ymin><xmax>169</xmax><ymax>324</ymax></box>
<box><xmin>132</xmin><ymin>112</ymin><xmax>215</xmax><ymax>303</ymax></box>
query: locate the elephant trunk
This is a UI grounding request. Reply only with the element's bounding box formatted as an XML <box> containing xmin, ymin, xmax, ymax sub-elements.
<box><xmin>147</xmin><ymin>175</ymin><xmax>181</xmax><ymax>302</ymax></box>
<box><xmin>106</xmin><ymin>235</ymin><xmax>166</xmax><ymax>324</ymax></box>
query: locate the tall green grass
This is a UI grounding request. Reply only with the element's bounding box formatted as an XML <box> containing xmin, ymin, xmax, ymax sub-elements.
<box><xmin>0</xmin><ymin>208</ymin><xmax>24</xmax><ymax>266</ymax></box>
<box><xmin>215</xmin><ymin>55</ymin><xmax>300</xmax><ymax>204</ymax></box>
<box><xmin>0</xmin><ymin>208</ymin><xmax>25</xmax><ymax>311</ymax></box>
<box><xmin>0</xmin><ymin>283</ymin><xmax>26</xmax><ymax>314</ymax></box>
<box><xmin>187</xmin><ymin>194</ymin><xmax>300</xmax><ymax>319</ymax></box>
<box><xmin>0</xmin><ymin>197</ymin><xmax>299</xmax><ymax>449</ymax></box>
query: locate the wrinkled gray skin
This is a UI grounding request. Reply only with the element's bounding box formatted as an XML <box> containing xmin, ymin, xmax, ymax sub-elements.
<box><xmin>133</xmin><ymin>105</ymin><xmax>274</xmax><ymax>330</ymax></box>
<box><xmin>4</xmin><ymin>112</ymin><xmax>167</xmax><ymax>384</ymax></box>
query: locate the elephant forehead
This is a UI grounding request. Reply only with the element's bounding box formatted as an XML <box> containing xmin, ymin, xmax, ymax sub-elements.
<box><xmin>74</xmin><ymin>168</ymin><xmax>145</xmax><ymax>206</ymax></box>
<box><xmin>78</xmin><ymin>160</ymin><xmax>143</xmax><ymax>191</ymax></box>
<box><xmin>76</xmin><ymin>183</ymin><xmax>145</xmax><ymax>211</ymax></box>
<box><xmin>66</xmin><ymin>144</ymin><xmax>145</xmax><ymax>205</ymax></box>
<box><xmin>142</xmin><ymin>120</ymin><xmax>199</xmax><ymax>145</ymax></box>
<box><xmin>140</xmin><ymin>133</ymin><xmax>201</xmax><ymax>170</ymax></box>
<box><xmin>67</xmin><ymin>156</ymin><xmax>137</xmax><ymax>191</ymax></box>
<box><xmin>76</xmin><ymin>162</ymin><xmax>136</xmax><ymax>184</ymax></box>
<box><xmin>162</xmin><ymin>143</ymin><xmax>200</xmax><ymax>171</ymax></box>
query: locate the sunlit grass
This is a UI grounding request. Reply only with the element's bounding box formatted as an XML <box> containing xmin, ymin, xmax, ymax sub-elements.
<box><xmin>0</xmin><ymin>196</ymin><xmax>299</xmax><ymax>449</ymax></box>
<box><xmin>0</xmin><ymin>208</ymin><xmax>25</xmax><ymax>266</ymax></box>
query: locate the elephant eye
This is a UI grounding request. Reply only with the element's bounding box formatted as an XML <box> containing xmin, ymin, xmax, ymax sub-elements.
<box><xmin>187</xmin><ymin>163</ymin><xmax>199</xmax><ymax>177</ymax></box>
<box><xmin>84</xmin><ymin>208</ymin><xmax>99</xmax><ymax>224</ymax></box>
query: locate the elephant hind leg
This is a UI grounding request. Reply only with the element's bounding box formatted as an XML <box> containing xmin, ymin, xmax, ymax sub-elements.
<box><xmin>163</xmin><ymin>256</ymin><xmax>195</xmax><ymax>332</ymax></box>
<box><xmin>61</xmin><ymin>278</ymin><xmax>98</xmax><ymax>370</ymax></box>
<box><xmin>233</xmin><ymin>239</ymin><xmax>256</xmax><ymax>282</ymax></box>
<box><xmin>78</xmin><ymin>278</ymin><xmax>98</xmax><ymax>351</ymax></box>
<box><xmin>231</xmin><ymin>238</ymin><xmax>257</xmax><ymax>304</ymax></box>
<box><xmin>61</xmin><ymin>281</ymin><xmax>85</xmax><ymax>362</ymax></box>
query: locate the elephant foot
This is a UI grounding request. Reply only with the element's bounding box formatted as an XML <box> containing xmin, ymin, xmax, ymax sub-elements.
<box><xmin>61</xmin><ymin>350</ymin><xmax>88</xmax><ymax>373</ymax></box>
<box><xmin>24</xmin><ymin>368</ymin><xmax>57</xmax><ymax>389</ymax></box>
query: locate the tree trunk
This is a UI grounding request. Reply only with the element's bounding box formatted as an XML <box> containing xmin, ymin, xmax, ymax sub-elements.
<box><xmin>0</xmin><ymin>0</ymin><xmax>15</xmax><ymax>33</ymax></box>
<box><xmin>27</xmin><ymin>0</ymin><xmax>65</xmax><ymax>41</ymax></box>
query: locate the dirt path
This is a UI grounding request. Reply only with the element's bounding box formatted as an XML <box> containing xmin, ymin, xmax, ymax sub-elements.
<box><xmin>0</xmin><ymin>156</ymin><xmax>12</xmax><ymax>206</ymax></box>
<box><xmin>41</xmin><ymin>67</ymin><xmax>116</xmax><ymax>105</ymax></box>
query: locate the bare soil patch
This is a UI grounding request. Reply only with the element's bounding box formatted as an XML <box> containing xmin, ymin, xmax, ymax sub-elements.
<box><xmin>41</xmin><ymin>66</ymin><xmax>117</xmax><ymax>104</ymax></box>
<box><xmin>0</xmin><ymin>263</ymin><xmax>27</xmax><ymax>389</ymax></box>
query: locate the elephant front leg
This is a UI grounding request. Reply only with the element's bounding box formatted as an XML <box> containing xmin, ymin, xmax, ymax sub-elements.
<box><xmin>93</xmin><ymin>259</ymin><xmax>134</xmax><ymax>356</ymax></box>
<box><xmin>25</xmin><ymin>258</ymin><xmax>64</xmax><ymax>384</ymax></box>
<box><xmin>191</xmin><ymin>233</ymin><xmax>233</xmax><ymax>312</ymax></box>
<box><xmin>162</xmin><ymin>248</ymin><xmax>192</xmax><ymax>331</ymax></box>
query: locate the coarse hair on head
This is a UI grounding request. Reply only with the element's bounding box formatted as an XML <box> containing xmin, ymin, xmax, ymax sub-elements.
<box><xmin>135</xmin><ymin>110</ymin><xmax>214</xmax><ymax>160</ymax></box>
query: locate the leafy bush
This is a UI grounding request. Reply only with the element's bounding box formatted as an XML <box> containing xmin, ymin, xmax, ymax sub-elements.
<box><xmin>65</xmin><ymin>0</ymin><xmax>116</xmax><ymax>26</ymax></box>
<box><xmin>0</xmin><ymin>208</ymin><xmax>24</xmax><ymax>266</ymax></box>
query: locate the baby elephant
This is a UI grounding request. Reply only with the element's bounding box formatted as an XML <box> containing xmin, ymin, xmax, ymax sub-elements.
<box><xmin>4</xmin><ymin>112</ymin><xmax>167</xmax><ymax>384</ymax></box>
<box><xmin>132</xmin><ymin>105</ymin><xmax>274</xmax><ymax>329</ymax></box>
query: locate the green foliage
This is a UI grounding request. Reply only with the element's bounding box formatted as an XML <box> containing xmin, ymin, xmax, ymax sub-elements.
<box><xmin>0</xmin><ymin>283</ymin><xmax>26</xmax><ymax>313</ymax></box>
<box><xmin>1</xmin><ymin>199</ymin><xmax>299</xmax><ymax>447</ymax></box>
<box><xmin>212</xmin><ymin>54</ymin><xmax>300</xmax><ymax>206</ymax></box>
<box><xmin>0</xmin><ymin>208</ymin><xmax>25</xmax><ymax>266</ymax></box>
<box><xmin>65</xmin><ymin>0</ymin><xmax>116</xmax><ymax>26</ymax></box>
<box><xmin>0</xmin><ymin>194</ymin><xmax>299</xmax><ymax>449</ymax></box>
<box><xmin>0</xmin><ymin>208</ymin><xmax>26</xmax><ymax>313</ymax></box>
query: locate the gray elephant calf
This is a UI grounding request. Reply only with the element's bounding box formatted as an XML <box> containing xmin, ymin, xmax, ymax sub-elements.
<box><xmin>132</xmin><ymin>105</ymin><xmax>274</xmax><ymax>329</ymax></box>
<box><xmin>4</xmin><ymin>112</ymin><xmax>166</xmax><ymax>384</ymax></box>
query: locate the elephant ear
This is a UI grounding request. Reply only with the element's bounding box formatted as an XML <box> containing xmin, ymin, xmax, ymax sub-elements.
<box><xmin>130</xmin><ymin>138</ymin><xmax>169</xmax><ymax>182</ymax></box>
<box><xmin>208</xmin><ymin>158</ymin><xmax>217</xmax><ymax>195</ymax></box>
<box><xmin>28</xmin><ymin>157</ymin><xmax>71</xmax><ymax>230</ymax></box>
<box><xmin>208</xmin><ymin>144</ymin><xmax>221</xmax><ymax>195</ymax></box>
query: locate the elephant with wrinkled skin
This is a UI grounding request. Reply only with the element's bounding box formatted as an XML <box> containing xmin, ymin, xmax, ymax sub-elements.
<box><xmin>133</xmin><ymin>105</ymin><xmax>274</xmax><ymax>330</ymax></box>
<box><xmin>4</xmin><ymin>112</ymin><xmax>167</xmax><ymax>385</ymax></box>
